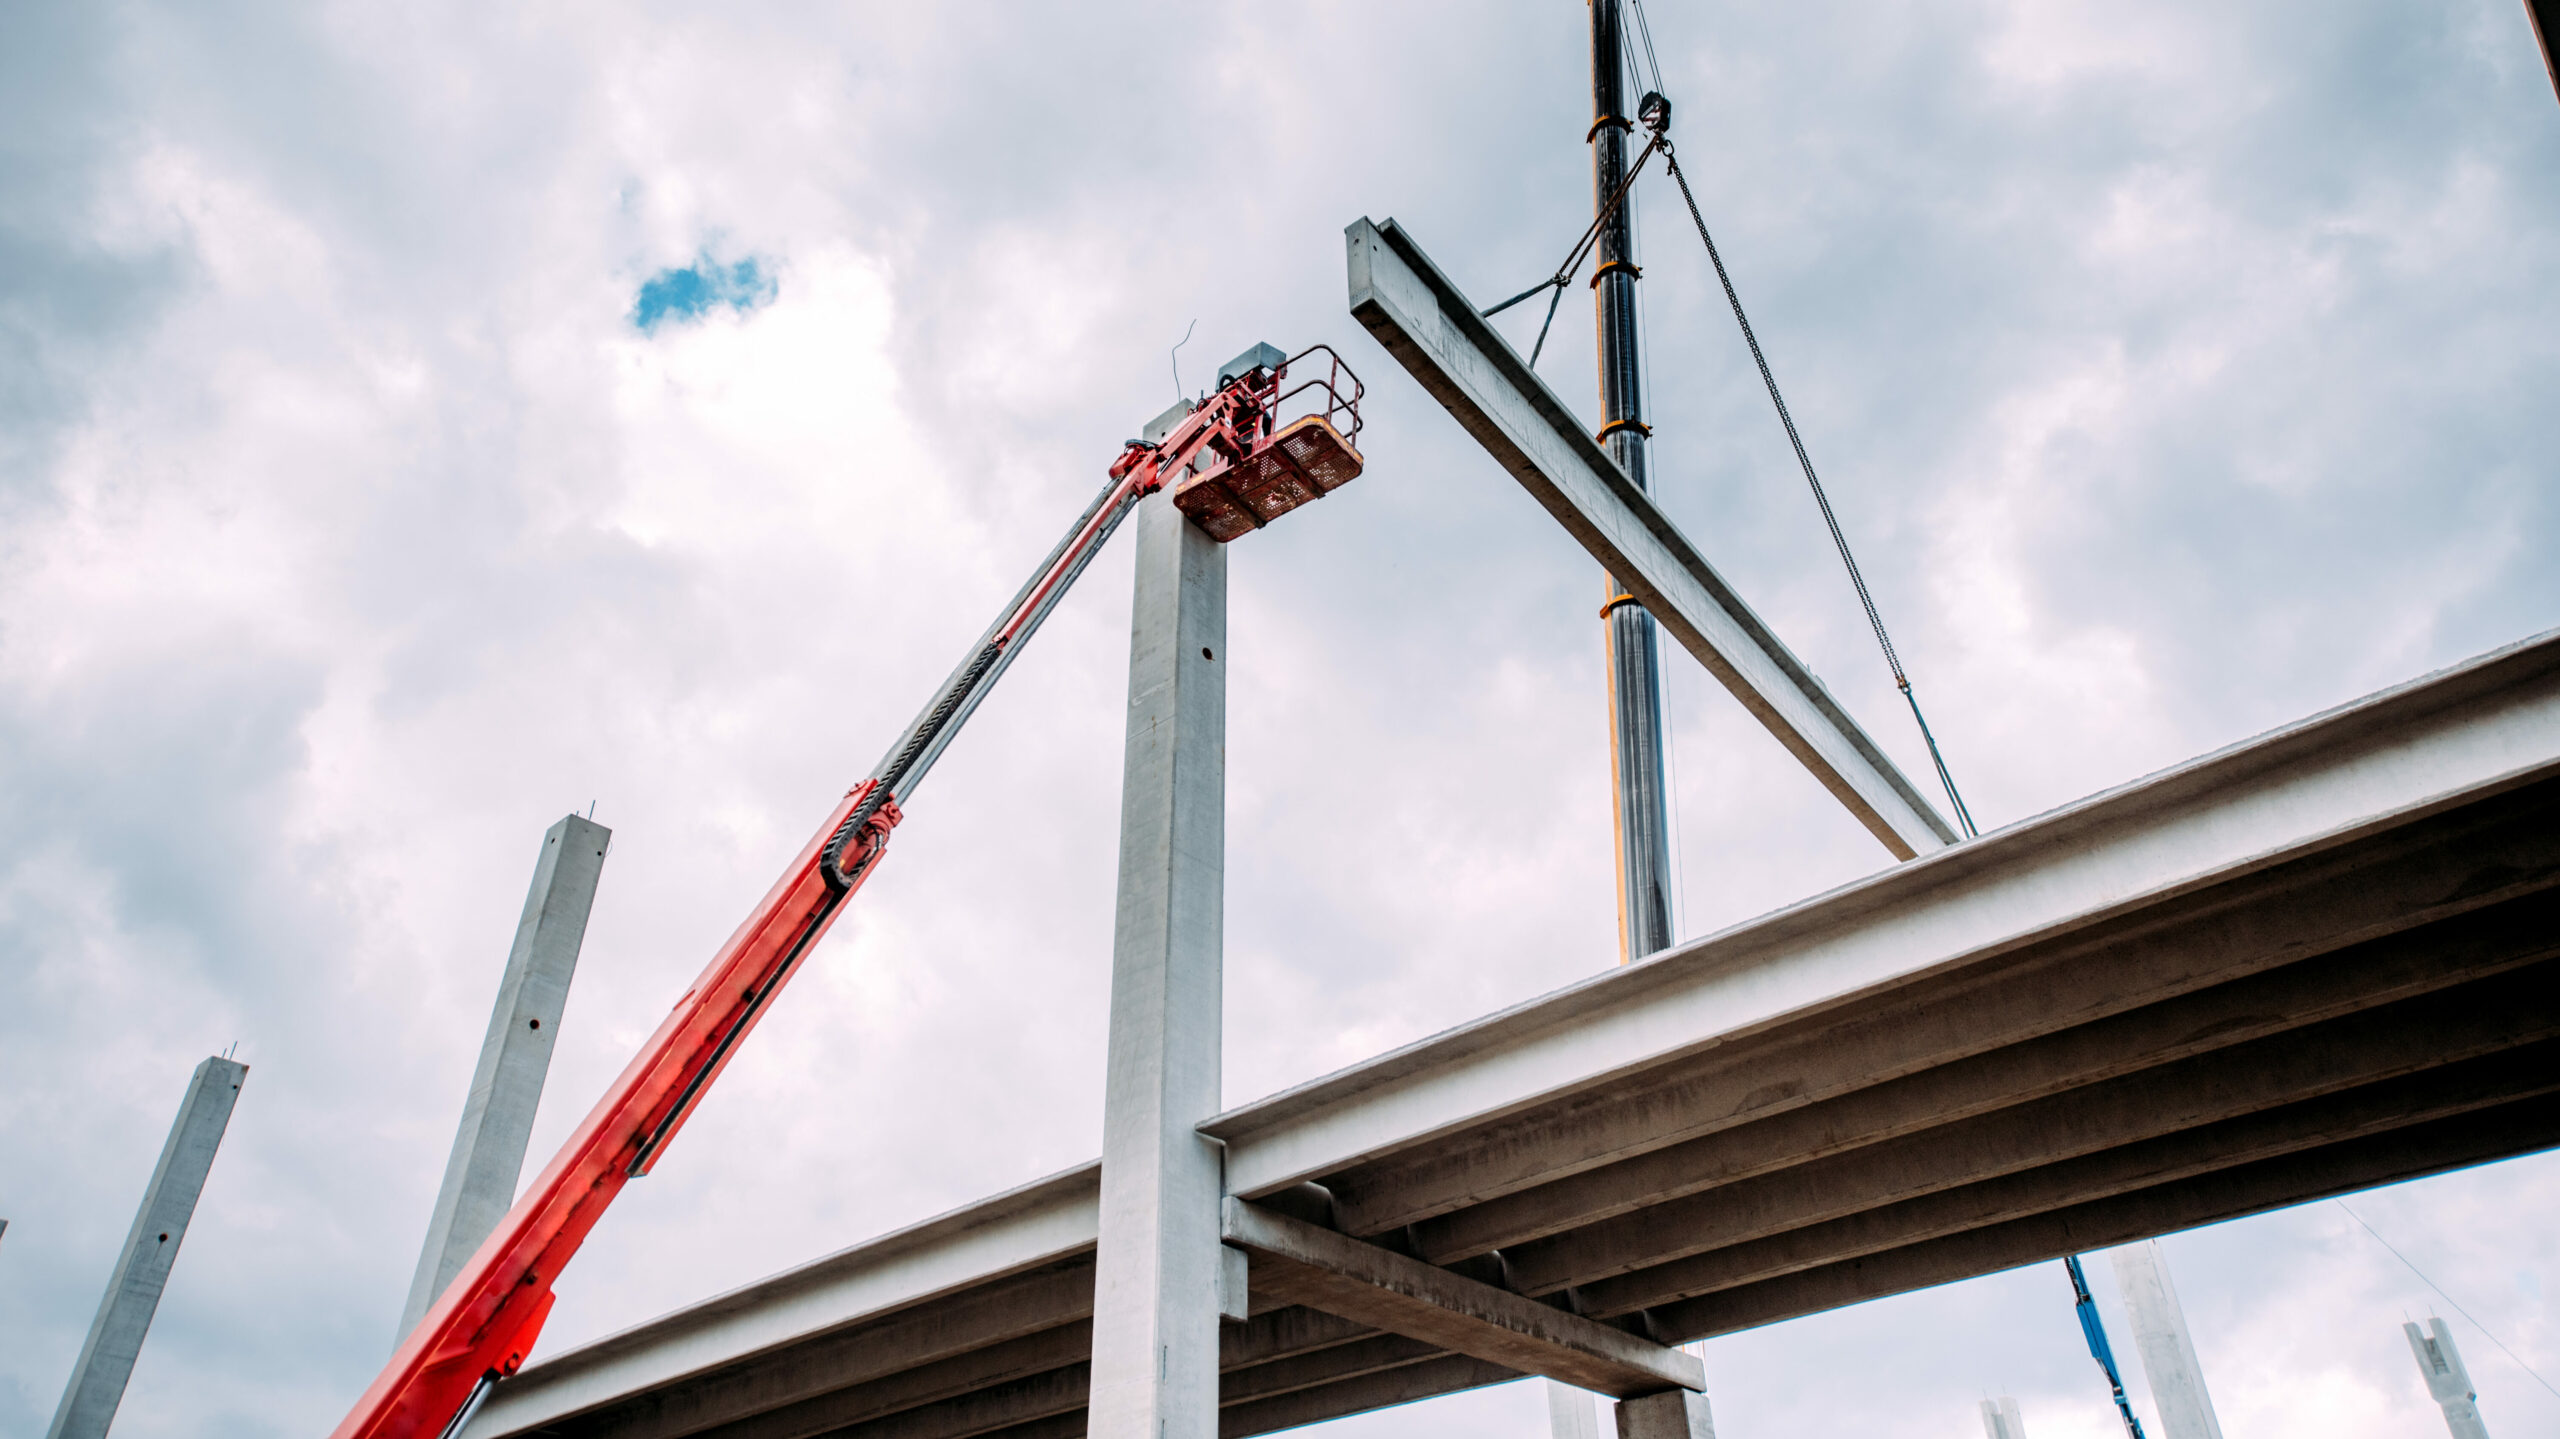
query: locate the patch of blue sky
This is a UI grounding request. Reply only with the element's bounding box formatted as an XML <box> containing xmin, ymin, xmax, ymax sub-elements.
<box><xmin>632</xmin><ymin>253</ymin><xmax>778</xmax><ymax>332</ymax></box>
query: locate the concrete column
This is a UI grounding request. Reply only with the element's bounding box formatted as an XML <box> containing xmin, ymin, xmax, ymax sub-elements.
<box><xmin>1087</xmin><ymin>490</ymin><xmax>1227</xmax><ymax>1439</ymax></box>
<box><xmin>48</xmin><ymin>1056</ymin><xmax>248</xmax><ymax>1439</ymax></box>
<box><xmin>1615</xmin><ymin>1388</ymin><xmax>1715</xmax><ymax>1439</ymax></box>
<box><xmin>2109</xmin><ymin>1240</ymin><xmax>2224</xmax><ymax>1439</ymax></box>
<box><xmin>2404</xmin><ymin>1318</ymin><xmax>2492</xmax><ymax>1439</ymax></box>
<box><xmin>397</xmin><ymin>813</ymin><xmax>610</xmax><ymax>1343</ymax></box>
<box><xmin>1980</xmin><ymin>1395</ymin><xmax>2027</xmax><ymax>1439</ymax></box>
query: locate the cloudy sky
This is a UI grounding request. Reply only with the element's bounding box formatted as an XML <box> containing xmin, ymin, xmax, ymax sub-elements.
<box><xmin>3</xmin><ymin>0</ymin><xmax>2557</xmax><ymax>1436</ymax></box>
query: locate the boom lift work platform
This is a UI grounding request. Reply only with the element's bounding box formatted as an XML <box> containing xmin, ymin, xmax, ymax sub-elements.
<box><xmin>328</xmin><ymin>345</ymin><xmax>1366</xmax><ymax>1439</ymax></box>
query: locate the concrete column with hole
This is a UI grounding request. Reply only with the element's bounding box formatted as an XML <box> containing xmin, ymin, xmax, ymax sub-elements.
<box><xmin>2110</xmin><ymin>1240</ymin><xmax>2225</xmax><ymax>1439</ymax></box>
<box><xmin>1086</xmin><ymin>476</ymin><xmax>1227</xmax><ymax>1439</ymax></box>
<box><xmin>397</xmin><ymin>812</ymin><xmax>610</xmax><ymax>1344</ymax></box>
<box><xmin>47</xmin><ymin>1055</ymin><xmax>248</xmax><ymax>1439</ymax></box>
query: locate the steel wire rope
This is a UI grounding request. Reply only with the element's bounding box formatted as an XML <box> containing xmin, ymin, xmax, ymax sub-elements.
<box><xmin>1624</xmin><ymin>0</ymin><xmax>1667</xmax><ymax>101</ymax></box>
<box><xmin>1656</xmin><ymin>139</ymin><xmax>1980</xmax><ymax>838</ymax></box>
<box><xmin>1481</xmin><ymin>135</ymin><xmax>1663</xmax><ymax>367</ymax></box>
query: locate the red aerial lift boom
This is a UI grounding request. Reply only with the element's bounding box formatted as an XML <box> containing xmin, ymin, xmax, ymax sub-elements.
<box><xmin>330</xmin><ymin>344</ymin><xmax>1364</xmax><ymax>1439</ymax></box>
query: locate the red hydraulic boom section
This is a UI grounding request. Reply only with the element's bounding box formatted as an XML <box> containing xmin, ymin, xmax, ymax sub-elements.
<box><xmin>330</xmin><ymin>344</ymin><xmax>1363</xmax><ymax>1439</ymax></box>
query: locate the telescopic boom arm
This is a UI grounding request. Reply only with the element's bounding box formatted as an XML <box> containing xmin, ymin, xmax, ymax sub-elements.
<box><xmin>328</xmin><ymin>344</ymin><xmax>1364</xmax><ymax>1439</ymax></box>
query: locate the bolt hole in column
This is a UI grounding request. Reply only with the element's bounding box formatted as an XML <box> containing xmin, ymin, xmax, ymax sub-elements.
<box><xmin>1202</xmin><ymin>647</ymin><xmax>1215</xmax><ymax>660</ymax></box>
<box><xmin>529</xmin><ymin>1019</ymin><xmax>540</xmax><ymax>1029</ymax></box>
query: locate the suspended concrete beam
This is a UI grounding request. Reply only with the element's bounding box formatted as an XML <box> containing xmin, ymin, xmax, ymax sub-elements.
<box><xmin>1088</xmin><ymin>489</ymin><xmax>1231</xmax><ymax>1439</ymax></box>
<box><xmin>48</xmin><ymin>1056</ymin><xmax>248</xmax><ymax>1439</ymax></box>
<box><xmin>400</xmin><ymin>812</ymin><xmax>611</xmax><ymax>1344</ymax></box>
<box><xmin>1344</xmin><ymin>216</ymin><xmax>1955</xmax><ymax>860</ymax></box>
<box><xmin>1219</xmin><ymin>1199</ymin><xmax>1703</xmax><ymax>1398</ymax></box>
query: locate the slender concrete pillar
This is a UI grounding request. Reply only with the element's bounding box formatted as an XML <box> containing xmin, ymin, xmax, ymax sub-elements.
<box><xmin>397</xmin><ymin>813</ymin><xmax>610</xmax><ymax>1344</ymax></box>
<box><xmin>1980</xmin><ymin>1395</ymin><xmax>2028</xmax><ymax>1439</ymax></box>
<box><xmin>48</xmin><ymin>1056</ymin><xmax>248</xmax><ymax>1439</ymax></box>
<box><xmin>2404</xmin><ymin>1318</ymin><xmax>2492</xmax><ymax>1439</ymax></box>
<box><xmin>1087</xmin><ymin>490</ymin><xmax>1227</xmax><ymax>1439</ymax></box>
<box><xmin>1615</xmin><ymin>1388</ymin><xmax>1715</xmax><ymax>1439</ymax></box>
<box><xmin>2108</xmin><ymin>1240</ymin><xmax>2224</xmax><ymax>1439</ymax></box>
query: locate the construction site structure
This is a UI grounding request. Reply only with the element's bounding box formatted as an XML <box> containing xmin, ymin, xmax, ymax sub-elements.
<box><xmin>2404</xmin><ymin>1318</ymin><xmax>2492</xmax><ymax>1439</ymax></box>
<box><xmin>47</xmin><ymin>1056</ymin><xmax>247</xmax><ymax>1439</ymax></box>
<box><xmin>314</xmin><ymin>8</ymin><xmax>2560</xmax><ymax>1430</ymax></box>
<box><xmin>329</xmin><ymin>346</ymin><xmax>1367</xmax><ymax>1439</ymax></box>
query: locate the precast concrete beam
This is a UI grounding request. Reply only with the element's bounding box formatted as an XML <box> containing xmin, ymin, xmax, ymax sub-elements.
<box><xmin>540</xmin><ymin>1271</ymin><xmax>1098</xmax><ymax>1439</ymax></box>
<box><xmin>1581</xmin><ymin>1037</ymin><xmax>2560</xmax><ymax>1316</ymax></box>
<box><xmin>1088</xmin><ymin>490</ymin><xmax>1229</xmax><ymax>1439</ymax></box>
<box><xmin>1344</xmin><ymin>215</ymin><xmax>1954</xmax><ymax>859</ymax></box>
<box><xmin>1205</xmin><ymin>630</ymin><xmax>2560</xmax><ymax>1201</ymax></box>
<box><xmin>402</xmin><ymin>812</ymin><xmax>610</xmax><ymax>1344</ymax></box>
<box><xmin>1219</xmin><ymin>1200</ymin><xmax>1703</xmax><ymax>1398</ymax></box>
<box><xmin>1648</xmin><ymin>1089</ymin><xmax>2560</xmax><ymax>1342</ymax></box>
<box><xmin>48</xmin><ymin>1057</ymin><xmax>247</xmax><ymax>1439</ymax></box>
<box><xmin>465</xmin><ymin>1164</ymin><xmax>1100</xmax><ymax>1438</ymax></box>
<box><xmin>1218</xmin><ymin>1354</ymin><xmax>1521</xmax><ymax>1439</ymax></box>
<box><xmin>1391</xmin><ymin>844</ymin><xmax>2560</xmax><ymax>1261</ymax></box>
<box><xmin>1501</xmin><ymin>966</ymin><xmax>2560</xmax><ymax>1300</ymax></box>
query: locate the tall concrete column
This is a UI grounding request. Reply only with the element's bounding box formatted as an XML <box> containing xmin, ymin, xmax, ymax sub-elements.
<box><xmin>2404</xmin><ymin>1318</ymin><xmax>2492</xmax><ymax>1439</ymax></box>
<box><xmin>1088</xmin><ymin>490</ymin><xmax>1227</xmax><ymax>1439</ymax></box>
<box><xmin>1615</xmin><ymin>1388</ymin><xmax>1715</xmax><ymax>1439</ymax></box>
<box><xmin>1980</xmin><ymin>1395</ymin><xmax>2028</xmax><ymax>1439</ymax></box>
<box><xmin>397</xmin><ymin>813</ymin><xmax>610</xmax><ymax>1344</ymax></box>
<box><xmin>2109</xmin><ymin>1240</ymin><xmax>2224</xmax><ymax>1439</ymax></box>
<box><xmin>48</xmin><ymin>1055</ymin><xmax>248</xmax><ymax>1439</ymax></box>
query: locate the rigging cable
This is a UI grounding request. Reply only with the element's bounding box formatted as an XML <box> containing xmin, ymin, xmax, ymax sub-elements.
<box><xmin>1655</xmin><ymin>134</ymin><xmax>1980</xmax><ymax>838</ymax></box>
<box><xmin>1481</xmin><ymin>134</ymin><xmax>1664</xmax><ymax>367</ymax></box>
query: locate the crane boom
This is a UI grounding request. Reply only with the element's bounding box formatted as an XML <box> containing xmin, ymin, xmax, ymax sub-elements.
<box><xmin>328</xmin><ymin>344</ymin><xmax>1364</xmax><ymax>1439</ymax></box>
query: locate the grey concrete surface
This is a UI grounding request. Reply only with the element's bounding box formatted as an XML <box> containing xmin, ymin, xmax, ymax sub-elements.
<box><xmin>1615</xmin><ymin>1388</ymin><xmax>1715</xmax><ymax>1439</ymax></box>
<box><xmin>398</xmin><ymin>812</ymin><xmax>610</xmax><ymax>1345</ymax></box>
<box><xmin>47</xmin><ymin>1056</ymin><xmax>247</xmax><ymax>1439</ymax></box>
<box><xmin>1087</xmin><ymin>490</ymin><xmax>1228</xmax><ymax>1439</ymax></box>
<box><xmin>1220</xmin><ymin>1198</ymin><xmax>1703</xmax><ymax>1397</ymax></box>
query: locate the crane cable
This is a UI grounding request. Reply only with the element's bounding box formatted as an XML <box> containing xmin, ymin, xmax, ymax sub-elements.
<box><xmin>1480</xmin><ymin>134</ymin><xmax>1664</xmax><ymax>367</ymax></box>
<box><xmin>1653</xmin><ymin>131</ymin><xmax>1980</xmax><ymax>839</ymax></box>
